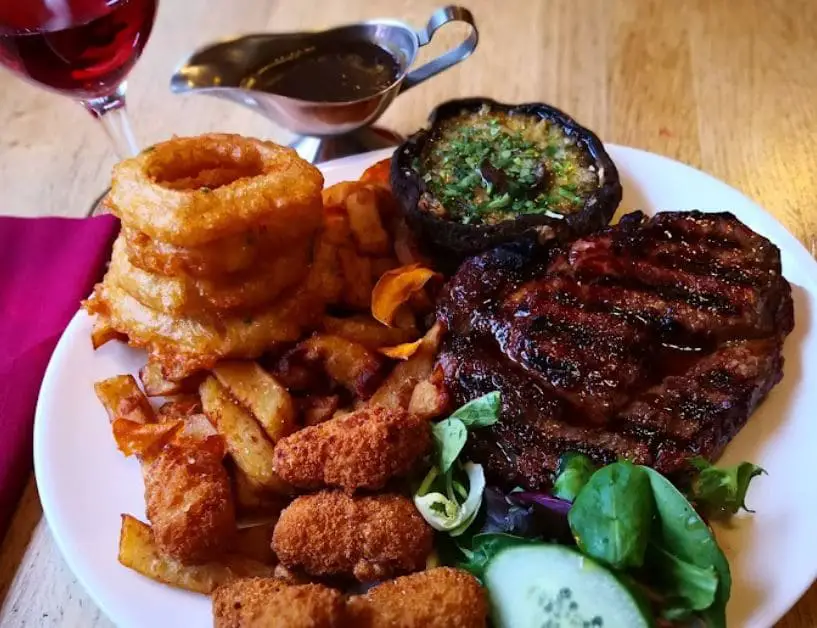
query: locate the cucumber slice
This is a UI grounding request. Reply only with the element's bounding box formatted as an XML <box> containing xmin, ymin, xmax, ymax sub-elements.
<box><xmin>484</xmin><ymin>544</ymin><xmax>653</xmax><ymax>628</ymax></box>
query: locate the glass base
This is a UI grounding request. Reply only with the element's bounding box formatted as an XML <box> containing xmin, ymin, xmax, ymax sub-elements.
<box><xmin>88</xmin><ymin>187</ymin><xmax>111</xmax><ymax>217</ymax></box>
<box><xmin>289</xmin><ymin>126</ymin><xmax>403</xmax><ymax>164</ymax></box>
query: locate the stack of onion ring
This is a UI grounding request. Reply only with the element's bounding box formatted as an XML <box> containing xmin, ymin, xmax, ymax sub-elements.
<box><xmin>85</xmin><ymin>134</ymin><xmax>325</xmax><ymax>379</ymax></box>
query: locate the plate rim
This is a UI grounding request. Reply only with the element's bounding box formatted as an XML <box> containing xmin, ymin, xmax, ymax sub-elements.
<box><xmin>34</xmin><ymin>144</ymin><xmax>817</xmax><ymax>627</ymax></box>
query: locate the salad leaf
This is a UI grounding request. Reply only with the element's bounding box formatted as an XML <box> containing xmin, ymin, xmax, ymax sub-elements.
<box><xmin>644</xmin><ymin>542</ymin><xmax>719</xmax><ymax>616</ymax></box>
<box><xmin>449</xmin><ymin>391</ymin><xmax>501</xmax><ymax>428</ymax></box>
<box><xmin>568</xmin><ymin>461</ymin><xmax>654</xmax><ymax>570</ymax></box>
<box><xmin>415</xmin><ymin>462</ymin><xmax>487</xmax><ymax>536</ymax></box>
<box><xmin>642</xmin><ymin>467</ymin><xmax>731</xmax><ymax>628</ymax></box>
<box><xmin>510</xmin><ymin>491</ymin><xmax>572</xmax><ymax>516</ymax></box>
<box><xmin>457</xmin><ymin>532</ymin><xmax>536</xmax><ymax>579</ymax></box>
<box><xmin>430</xmin><ymin>392</ymin><xmax>501</xmax><ymax>475</ymax></box>
<box><xmin>480</xmin><ymin>487</ymin><xmax>538</xmax><ymax>537</ymax></box>
<box><xmin>432</xmin><ymin>418</ymin><xmax>467</xmax><ymax>474</ymax></box>
<box><xmin>689</xmin><ymin>458</ymin><xmax>766</xmax><ymax>518</ymax></box>
<box><xmin>509</xmin><ymin>491</ymin><xmax>573</xmax><ymax>544</ymax></box>
<box><xmin>553</xmin><ymin>452</ymin><xmax>596</xmax><ymax>502</ymax></box>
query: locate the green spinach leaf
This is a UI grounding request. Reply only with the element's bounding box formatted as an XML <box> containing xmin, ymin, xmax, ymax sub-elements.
<box><xmin>689</xmin><ymin>458</ymin><xmax>766</xmax><ymax>518</ymax></box>
<box><xmin>642</xmin><ymin>467</ymin><xmax>731</xmax><ymax>628</ymax></box>
<box><xmin>644</xmin><ymin>542</ymin><xmax>719</xmax><ymax>615</ymax></box>
<box><xmin>553</xmin><ymin>452</ymin><xmax>596</xmax><ymax>502</ymax></box>
<box><xmin>568</xmin><ymin>461</ymin><xmax>654</xmax><ymax>569</ymax></box>
<box><xmin>457</xmin><ymin>532</ymin><xmax>536</xmax><ymax>579</ymax></box>
<box><xmin>449</xmin><ymin>391</ymin><xmax>501</xmax><ymax>428</ymax></box>
<box><xmin>432</xmin><ymin>418</ymin><xmax>467</xmax><ymax>474</ymax></box>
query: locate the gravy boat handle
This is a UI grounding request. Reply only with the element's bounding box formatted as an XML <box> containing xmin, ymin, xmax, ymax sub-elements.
<box><xmin>400</xmin><ymin>5</ymin><xmax>478</xmax><ymax>93</ymax></box>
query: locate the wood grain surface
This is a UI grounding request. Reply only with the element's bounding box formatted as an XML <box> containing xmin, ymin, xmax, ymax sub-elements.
<box><xmin>1</xmin><ymin>0</ymin><xmax>816</xmax><ymax>626</ymax></box>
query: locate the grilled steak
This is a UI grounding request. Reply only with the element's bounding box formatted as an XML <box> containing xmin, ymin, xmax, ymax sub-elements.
<box><xmin>438</xmin><ymin>211</ymin><xmax>794</xmax><ymax>489</ymax></box>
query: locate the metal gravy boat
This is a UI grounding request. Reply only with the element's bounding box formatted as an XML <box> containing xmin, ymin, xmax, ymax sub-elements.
<box><xmin>170</xmin><ymin>6</ymin><xmax>478</xmax><ymax>162</ymax></box>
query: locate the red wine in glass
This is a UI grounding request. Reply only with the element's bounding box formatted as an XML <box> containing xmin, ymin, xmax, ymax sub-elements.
<box><xmin>0</xmin><ymin>0</ymin><xmax>159</xmax><ymax>157</ymax></box>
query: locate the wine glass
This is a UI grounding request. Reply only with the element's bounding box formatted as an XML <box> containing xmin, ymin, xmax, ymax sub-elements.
<box><xmin>0</xmin><ymin>0</ymin><xmax>158</xmax><ymax>159</ymax></box>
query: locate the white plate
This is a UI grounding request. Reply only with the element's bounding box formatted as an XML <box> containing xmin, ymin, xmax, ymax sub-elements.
<box><xmin>35</xmin><ymin>146</ymin><xmax>817</xmax><ymax>628</ymax></box>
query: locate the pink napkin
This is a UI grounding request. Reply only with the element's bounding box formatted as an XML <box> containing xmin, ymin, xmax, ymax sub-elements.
<box><xmin>0</xmin><ymin>215</ymin><xmax>118</xmax><ymax>535</ymax></box>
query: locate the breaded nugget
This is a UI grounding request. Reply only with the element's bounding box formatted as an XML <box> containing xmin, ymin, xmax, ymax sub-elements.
<box><xmin>272</xmin><ymin>492</ymin><xmax>433</xmax><ymax>581</ymax></box>
<box><xmin>212</xmin><ymin>578</ymin><xmax>346</xmax><ymax>628</ymax></box>
<box><xmin>348</xmin><ymin>568</ymin><xmax>488</xmax><ymax>628</ymax></box>
<box><xmin>144</xmin><ymin>437</ymin><xmax>236</xmax><ymax>563</ymax></box>
<box><xmin>272</xmin><ymin>406</ymin><xmax>431</xmax><ymax>491</ymax></box>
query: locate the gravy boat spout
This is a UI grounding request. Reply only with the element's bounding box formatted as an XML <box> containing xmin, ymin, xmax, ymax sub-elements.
<box><xmin>170</xmin><ymin>6</ymin><xmax>477</xmax><ymax>160</ymax></box>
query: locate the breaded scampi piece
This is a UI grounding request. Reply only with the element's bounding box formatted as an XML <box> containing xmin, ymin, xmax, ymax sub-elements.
<box><xmin>348</xmin><ymin>567</ymin><xmax>489</xmax><ymax>628</ymax></box>
<box><xmin>272</xmin><ymin>492</ymin><xmax>433</xmax><ymax>581</ymax></box>
<box><xmin>212</xmin><ymin>578</ymin><xmax>346</xmax><ymax>628</ymax></box>
<box><xmin>272</xmin><ymin>405</ymin><xmax>431</xmax><ymax>491</ymax></box>
<box><xmin>144</xmin><ymin>436</ymin><xmax>236</xmax><ymax>563</ymax></box>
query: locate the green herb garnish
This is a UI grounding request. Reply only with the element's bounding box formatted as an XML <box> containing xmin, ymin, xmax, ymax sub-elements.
<box><xmin>688</xmin><ymin>457</ymin><xmax>766</xmax><ymax>518</ymax></box>
<box><xmin>422</xmin><ymin>109</ymin><xmax>596</xmax><ymax>224</ymax></box>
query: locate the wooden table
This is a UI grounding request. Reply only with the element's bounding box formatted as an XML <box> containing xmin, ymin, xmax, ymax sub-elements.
<box><xmin>1</xmin><ymin>0</ymin><xmax>815</xmax><ymax>625</ymax></box>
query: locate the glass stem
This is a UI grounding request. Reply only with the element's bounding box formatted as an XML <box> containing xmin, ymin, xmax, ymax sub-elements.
<box><xmin>82</xmin><ymin>82</ymin><xmax>139</xmax><ymax>158</ymax></box>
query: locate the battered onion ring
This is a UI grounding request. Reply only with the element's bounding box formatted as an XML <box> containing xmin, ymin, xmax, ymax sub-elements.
<box><xmin>121</xmin><ymin>214</ymin><xmax>320</xmax><ymax>278</ymax></box>
<box><xmin>110</xmin><ymin>134</ymin><xmax>324</xmax><ymax>247</ymax></box>
<box><xmin>109</xmin><ymin>235</ymin><xmax>311</xmax><ymax>315</ymax></box>
<box><xmin>86</xmin><ymin>279</ymin><xmax>323</xmax><ymax>379</ymax></box>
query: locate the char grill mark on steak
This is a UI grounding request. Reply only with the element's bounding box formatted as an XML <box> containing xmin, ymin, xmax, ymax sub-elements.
<box><xmin>499</xmin><ymin>282</ymin><xmax>653</xmax><ymax>422</ymax></box>
<box><xmin>615</xmin><ymin>338</ymin><xmax>784</xmax><ymax>473</ymax></box>
<box><xmin>438</xmin><ymin>211</ymin><xmax>794</xmax><ymax>489</ymax></box>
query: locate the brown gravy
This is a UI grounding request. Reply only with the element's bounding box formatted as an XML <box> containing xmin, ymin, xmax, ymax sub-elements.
<box><xmin>244</xmin><ymin>41</ymin><xmax>400</xmax><ymax>103</ymax></box>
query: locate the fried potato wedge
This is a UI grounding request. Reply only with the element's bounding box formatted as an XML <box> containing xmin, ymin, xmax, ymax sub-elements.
<box><xmin>231</xmin><ymin>522</ymin><xmax>277</xmax><ymax>564</ymax></box>
<box><xmin>231</xmin><ymin>465</ymin><xmax>288</xmax><ymax>520</ymax></box>
<box><xmin>282</xmin><ymin>334</ymin><xmax>386</xmax><ymax>399</ymax></box>
<box><xmin>322</xmin><ymin>204</ymin><xmax>352</xmax><ymax>247</ymax></box>
<box><xmin>321</xmin><ymin>315</ymin><xmax>415</xmax><ymax>350</ymax></box>
<box><xmin>369</xmin><ymin>322</ymin><xmax>445</xmax><ymax>410</ymax></box>
<box><xmin>157</xmin><ymin>395</ymin><xmax>202</xmax><ymax>421</ymax></box>
<box><xmin>118</xmin><ymin>515</ymin><xmax>273</xmax><ymax>594</ymax></box>
<box><xmin>338</xmin><ymin>246</ymin><xmax>373</xmax><ymax>310</ymax></box>
<box><xmin>177</xmin><ymin>413</ymin><xmax>220</xmax><ymax>443</ymax></box>
<box><xmin>392</xmin><ymin>304</ymin><xmax>419</xmax><ymax>335</ymax></box>
<box><xmin>200</xmin><ymin>377</ymin><xmax>290</xmax><ymax>494</ymax></box>
<box><xmin>321</xmin><ymin>181</ymin><xmax>362</xmax><ymax>207</ymax></box>
<box><xmin>213</xmin><ymin>361</ymin><xmax>295</xmax><ymax>444</ymax></box>
<box><xmin>307</xmin><ymin>236</ymin><xmax>343</xmax><ymax>305</ymax></box>
<box><xmin>91</xmin><ymin>315</ymin><xmax>126</xmax><ymax>350</ymax></box>
<box><xmin>371</xmin><ymin>264</ymin><xmax>440</xmax><ymax>327</ymax></box>
<box><xmin>346</xmin><ymin>186</ymin><xmax>390</xmax><ymax>255</ymax></box>
<box><xmin>408</xmin><ymin>366</ymin><xmax>451</xmax><ymax>420</ymax></box>
<box><xmin>94</xmin><ymin>374</ymin><xmax>155</xmax><ymax>424</ymax></box>
<box><xmin>300</xmin><ymin>394</ymin><xmax>341</xmax><ymax>426</ymax></box>
<box><xmin>393</xmin><ymin>217</ymin><xmax>429</xmax><ymax>266</ymax></box>
<box><xmin>360</xmin><ymin>158</ymin><xmax>391</xmax><ymax>188</ymax></box>
<box><xmin>140</xmin><ymin>361</ymin><xmax>202</xmax><ymax>397</ymax></box>
<box><xmin>111</xmin><ymin>418</ymin><xmax>184</xmax><ymax>459</ymax></box>
<box><xmin>370</xmin><ymin>256</ymin><xmax>399</xmax><ymax>283</ymax></box>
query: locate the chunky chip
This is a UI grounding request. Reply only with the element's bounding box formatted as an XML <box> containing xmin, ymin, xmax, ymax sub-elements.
<box><xmin>111</xmin><ymin>418</ymin><xmax>184</xmax><ymax>459</ymax></box>
<box><xmin>346</xmin><ymin>186</ymin><xmax>390</xmax><ymax>255</ymax></box>
<box><xmin>280</xmin><ymin>334</ymin><xmax>386</xmax><ymax>399</ymax></box>
<box><xmin>212</xmin><ymin>361</ymin><xmax>295</xmax><ymax>444</ymax></box>
<box><xmin>94</xmin><ymin>374</ymin><xmax>155</xmax><ymax>425</ymax></box>
<box><xmin>321</xmin><ymin>315</ymin><xmax>415</xmax><ymax>350</ymax></box>
<box><xmin>117</xmin><ymin>515</ymin><xmax>273</xmax><ymax>594</ymax></box>
<box><xmin>200</xmin><ymin>376</ymin><xmax>291</xmax><ymax>494</ymax></box>
<box><xmin>369</xmin><ymin>323</ymin><xmax>445</xmax><ymax>410</ymax></box>
<box><xmin>360</xmin><ymin>158</ymin><xmax>391</xmax><ymax>188</ymax></box>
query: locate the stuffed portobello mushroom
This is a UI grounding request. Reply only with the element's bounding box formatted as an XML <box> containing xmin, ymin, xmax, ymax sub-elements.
<box><xmin>391</xmin><ymin>98</ymin><xmax>621</xmax><ymax>263</ymax></box>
